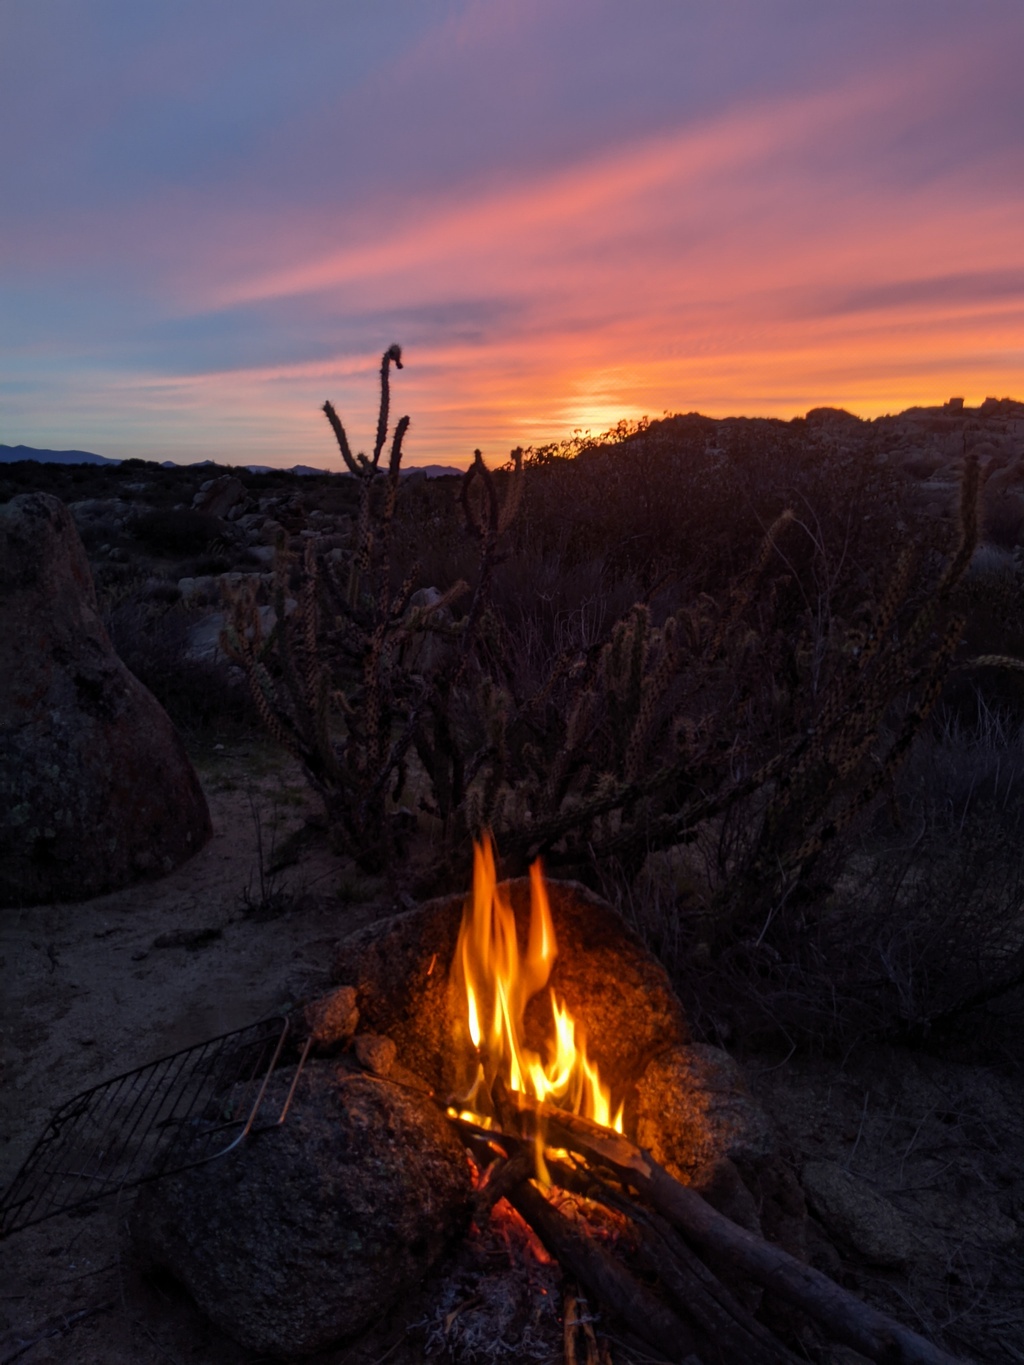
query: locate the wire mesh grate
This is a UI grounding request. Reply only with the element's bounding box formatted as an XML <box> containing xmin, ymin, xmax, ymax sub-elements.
<box><xmin>0</xmin><ymin>1016</ymin><xmax>291</xmax><ymax>1238</ymax></box>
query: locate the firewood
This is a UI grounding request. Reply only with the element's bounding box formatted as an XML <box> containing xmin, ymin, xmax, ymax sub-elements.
<box><xmin>507</xmin><ymin>1176</ymin><xmax>701</xmax><ymax>1364</ymax></box>
<box><xmin>447</xmin><ymin>1100</ymin><xmax>967</xmax><ymax>1363</ymax></box>
<box><xmin>470</xmin><ymin>1145</ymin><xmax>535</xmax><ymax>1222</ymax></box>
<box><xmin>551</xmin><ymin>1157</ymin><xmax>802</xmax><ymax>1365</ymax></box>
<box><xmin>530</xmin><ymin>1105</ymin><xmax>967</xmax><ymax>1365</ymax></box>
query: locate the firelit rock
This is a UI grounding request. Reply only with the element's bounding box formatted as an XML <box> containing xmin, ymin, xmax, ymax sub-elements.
<box><xmin>304</xmin><ymin>984</ymin><xmax>359</xmax><ymax>1048</ymax></box>
<box><xmin>132</xmin><ymin>1062</ymin><xmax>472</xmax><ymax>1356</ymax></box>
<box><xmin>0</xmin><ymin>493</ymin><xmax>211</xmax><ymax>906</ymax></box>
<box><xmin>331</xmin><ymin>877</ymin><xmax>689</xmax><ymax>1102</ymax></box>
<box><xmin>635</xmin><ymin>1044</ymin><xmax>779</xmax><ymax>1241</ymax></box>
<box><xmin>635</xmin><ymin>1044</ymin><xmax>777</xmax><ymax>1184</ymax></box>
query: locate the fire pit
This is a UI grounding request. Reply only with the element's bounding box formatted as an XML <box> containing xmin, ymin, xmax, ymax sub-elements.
<box><xmin>128</xmin><ymin>845</ymin><xmax>960</xmax><ymax>1364</ymax></box>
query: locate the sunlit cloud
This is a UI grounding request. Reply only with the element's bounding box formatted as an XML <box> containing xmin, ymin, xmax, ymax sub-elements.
<box><xmin>2</xmin><ymin>3</ymin><xmax>1022</xmax><ymax>464</ymax></box>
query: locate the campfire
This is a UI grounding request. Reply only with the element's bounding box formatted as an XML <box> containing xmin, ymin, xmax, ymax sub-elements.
<box><xmin>28</xmin><ymin>840</ymin><xmax>960</xmax><ymax>1363</ymax></box>
<box><xmin>449</xmin><ymin>835</ymin><xmax>623</xmax><ymax>1181</ymax></box>
<box><xmin>433</xmin><ymin>844</ymin><xmax>960</xmax><ymax>1365</ymax></box>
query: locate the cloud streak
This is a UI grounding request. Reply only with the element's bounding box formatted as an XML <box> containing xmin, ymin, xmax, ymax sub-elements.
<box><xmin>2</xmin><ymin>2</ymin><xmax>1022</xmax><ymax>464</ymax></box>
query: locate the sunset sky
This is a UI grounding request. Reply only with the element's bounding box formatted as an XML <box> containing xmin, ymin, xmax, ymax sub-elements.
<box><xmin>2</xmin><ymin>1</ymin><xmax>1023</xmax><ymax>468</ymax></box>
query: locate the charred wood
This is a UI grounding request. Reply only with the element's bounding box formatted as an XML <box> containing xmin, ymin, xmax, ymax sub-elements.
<box><xmin>507</xmin><ymin>1175</ymin><xmax>701</xmax><ymax>1364</ymax></box>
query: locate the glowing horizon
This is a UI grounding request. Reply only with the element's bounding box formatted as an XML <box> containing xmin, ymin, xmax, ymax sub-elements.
<box><xmin>2</xmin><ymin>2</ymin><xmax>1022</xmax><ymax>469</ymax></box>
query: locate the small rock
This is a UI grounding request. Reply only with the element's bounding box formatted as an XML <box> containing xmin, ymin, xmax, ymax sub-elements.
<box><xmin>353</xmin><ymin>1033</ymin><xmax>397</xmax><ymax>1076</ymax></box>
<box><xmin>801</xmin><ymin>1161</ymin><xmax>914</xmax><ymax>1269</ymax></box>
<box><xmin>192</xmin><ymin>474</ymin><xmax>246</xmax><ymax>519</ymax></box>
<box><xmin>304</xmin><ymin>985</ymin><xmax>359</xmax><ymax>1048</ymax></box>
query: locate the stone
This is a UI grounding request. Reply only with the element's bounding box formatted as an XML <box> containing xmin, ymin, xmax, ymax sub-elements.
<box><xmin>304</xmin><ymin>984</ymin><xmax>359</xmax><ymax>1048</ymax></box>
<box><xmin>0</xmin><ymin>493</ymin><xmax>211</xmax><ymax>906</ymax></box>
<box><xmin>191</xmin><ymin>474</ymin><xmax>246</xmax><ymax>519</ymax></box>
<box><xmin>331</xmin><ymin>877</ymin><xmax>689</xmax><ymax>1105</ymax></box>
<box><xmin>801</xmin><ymin>1160</ymin><xmax>915</xmax><ymax>1268</ymax></box>
<box><xmin>401</xmin><ymin>585</ymin><xmax>456</xmax><ymax>675</ymax></box>
<box><xmin>353</xmin><ymin>1032</ymin><xmax>397</xmax><ymax>1075</ymax></box>
<box><xmin>635</xmin><ymin>1044</ymin><xmax>777</xmax><ymax>1186</ymax></box>
<box><xmin>132</xmin><ymin>1061</ymin><xmax>472</xmax><ymax>1356</ymax></box>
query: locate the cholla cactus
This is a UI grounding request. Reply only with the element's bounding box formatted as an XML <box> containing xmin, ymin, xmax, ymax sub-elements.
<box><xmin>222</xmin><ymin>346</ymin><xmax>467</xmax><ymax>869</ymax></box>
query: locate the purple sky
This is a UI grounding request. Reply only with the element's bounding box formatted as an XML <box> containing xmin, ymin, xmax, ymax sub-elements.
<box><xmin>2</xmin><ymin>1</ymin><xmax>1023</xmax><ymax>467</ymax></box>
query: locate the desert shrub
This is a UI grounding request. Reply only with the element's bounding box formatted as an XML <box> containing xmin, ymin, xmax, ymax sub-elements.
<box><xmin>231</xmin><ymin>353</ymin><xmax>1024</xmax><ymax>1061</ymax></box>
<box><xmin>132</xmin><ymin>507</ymin><xmax>221</xmax><ymax>555</ymax></box>
<box><xmin>243</xmin><ymin>361</ymin><xmax>966</xmax><ymax>873</ymax></box>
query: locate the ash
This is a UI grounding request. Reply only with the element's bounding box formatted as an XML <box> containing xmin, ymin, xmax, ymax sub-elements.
<box><xmin>420</xmin><ymin>1199</ymin><xmax>564</xmax><ymax>1363</ymax></box>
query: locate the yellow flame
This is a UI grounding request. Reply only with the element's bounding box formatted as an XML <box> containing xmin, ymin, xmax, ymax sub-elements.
<box><xmin>452</xmin><ymin>833</ymin><xmax>623</xmax><ymax>1166</ymax></box>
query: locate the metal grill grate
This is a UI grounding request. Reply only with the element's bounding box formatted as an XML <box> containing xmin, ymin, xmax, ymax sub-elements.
<box><xmin>0</xmin><ymin>1016</ymin><xmax>294</xmax><ymax>1238</ymax></box>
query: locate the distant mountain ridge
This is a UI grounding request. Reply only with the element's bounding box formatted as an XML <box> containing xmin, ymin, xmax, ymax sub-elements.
<box><xmin>0</xmin><ymin>443</ymin><xmax>119</xmax><ymax>466</ymax></box>
<box><xmin>1</xmin><ymin>444</ymin><xmax>464</xmax><ymax>477</ymax></box>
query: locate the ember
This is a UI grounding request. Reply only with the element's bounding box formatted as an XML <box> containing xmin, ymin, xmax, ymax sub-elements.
<box><xmin>449</xmin><ymin>835</ymin><xmax>623</xmax><ymax>1177</ymax></box>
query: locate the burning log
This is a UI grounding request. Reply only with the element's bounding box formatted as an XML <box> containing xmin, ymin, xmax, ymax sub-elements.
<box><xmin>508</xmin><ymin>1175</ymin><xmax>700</xmax><ymax>1364</ymax></box>
<box><xmin>448</xmin><ymin>1102</ymin><xmax>966</xmax><ymax>1365</ymax></box>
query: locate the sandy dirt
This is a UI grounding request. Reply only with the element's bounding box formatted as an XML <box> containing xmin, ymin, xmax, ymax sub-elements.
<box><xmin>0</xmin><ymin>742</ymin><xmax>413</xmax><ymax>1365</ymax></box>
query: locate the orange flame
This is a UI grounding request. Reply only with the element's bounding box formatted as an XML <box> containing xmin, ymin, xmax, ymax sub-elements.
<box><xmin>451</xmin><ymin>834</ymin><xmax>623</xmax><ymax>1169</ymax></box>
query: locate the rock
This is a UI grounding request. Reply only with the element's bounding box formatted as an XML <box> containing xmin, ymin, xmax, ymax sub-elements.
<box><xmin>176</xmin><ymin>574</ymin><xmax>219</xmax><ymax>602</ymax></box>
<box><xmin>401</xmin><ymin>585</ymin><xmax>456</xmax><ymax>675</ymax></box>
<box><xmin>331</xmin><ymin>877</ymin><xmax>689</xmax><ymax>1104</ymax></box>
<box><xmin>635</xmin><ymin>1044</ymin><xmax>777</xmax><ymax>1185</ymax></box>
<box><xmin>66</xmin><ymin>496</ymin><xmax>133</xmax><ymax>531</ymax></box>
<box><xmin>304</xmin><ymin>984</ymin><xmax>359</xmax><ymax>1048</ymax></box>
<box><xmin>354</xmin><ymin>1033</ymin><xmax>397</xmax><ymax>1075</ymax></box>
<box><xmin>191</xmin><ymin>474</ymin><xmax>246</xmax><ymax>519</ymax></box>
<box><xmin>132</xmin><ymin>1062</ymin><xmax>472</xmax><ymax>1356</ymax></box>
<box><xmin>185</xmin><ymin>599</ymin><xmax>293</xmax><ymax>664</ymax></box>
<box><xmin>0</xmin><ymin>494</ymin><xmax>211</xmax><ymax>906</ymax></box>
<box><xmin>801</xmin><ymin>1160</ymin><xmax>915</xmax><ymax>1268</ymax></box>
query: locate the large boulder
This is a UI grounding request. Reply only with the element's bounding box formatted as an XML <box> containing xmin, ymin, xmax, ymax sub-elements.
<box><xmin>132</xmin><ymin>1062</ymin><xmax>473</xmax><ymax>1356</ymax></box>
<box><xmin>0</xmin><ymin>493</ymin><xmax>211</xmax><ymax>906</ymax></box>
<box><xmin>191</xmin><ymin>473</ymin><xmax>246</xmax><ymax>519</ymax></box>
<box><xmin>331</xmin><ymin>877</ymin><xmax>690</xmax><ymax>1106</ymax></box>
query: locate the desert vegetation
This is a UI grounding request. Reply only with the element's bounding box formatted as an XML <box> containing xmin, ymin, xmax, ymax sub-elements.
<box><xmin>5</xmin><ymin>364</ymin><xmax>1024</xmax><ymax>1064</ymax></box>
<box><xmin>207</xmin><ymin>354</ymin><xmax>1022</xmax><ymax>1065</ymax></box>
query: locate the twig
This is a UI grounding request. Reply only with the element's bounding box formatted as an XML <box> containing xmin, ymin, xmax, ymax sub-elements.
<box><xmin>1</xmin><ymin>1300</ymin><xmax>113</xmax><ymax>1365</ymax></box>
